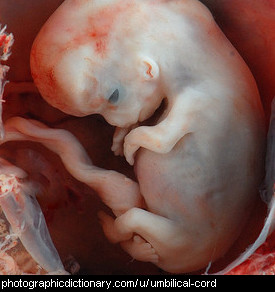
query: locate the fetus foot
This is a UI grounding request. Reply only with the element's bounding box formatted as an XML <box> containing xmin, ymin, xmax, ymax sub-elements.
<box><xmin>98</xmin><ymin>207</ymin><xmax>194</xmax><ymax>272</ymax></box>
<box><xmin>121</xmin><ymin>235</ymin><xmax>159</xmax><ymax>264</ymax></box>
<box><xmin>98</xmin><ymin>211</ymin><xmax>159</xmax><ymax>264</ymax></box>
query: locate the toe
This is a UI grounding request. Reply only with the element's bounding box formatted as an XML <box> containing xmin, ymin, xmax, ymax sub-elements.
<box><xmin>133</xmin><ymin>235</ymin><xmax>145</xmax><ymax>244</ymax></box>
<box><xmin>150</xmin><ymin>254</ymin><xmax>159</xmax><ymax>264</ymax></box>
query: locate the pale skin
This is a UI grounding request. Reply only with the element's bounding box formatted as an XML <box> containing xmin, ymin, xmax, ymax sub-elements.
<box><xmin>29</xmin><ymin>0</ymin><xmax>266</xmax><ymax>273</ymax></box>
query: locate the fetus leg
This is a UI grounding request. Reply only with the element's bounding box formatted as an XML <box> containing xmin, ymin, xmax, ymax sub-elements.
<box><xmin>99</xmin><ymin>208</ymin><xmax>185</xmax><ymax>264</ymax></box>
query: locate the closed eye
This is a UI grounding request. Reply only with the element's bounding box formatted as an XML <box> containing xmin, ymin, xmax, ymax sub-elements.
<box><xmin>108</xmin><ymin>89</ymin><xmax>119</xmax><ymax>104</ymax></box>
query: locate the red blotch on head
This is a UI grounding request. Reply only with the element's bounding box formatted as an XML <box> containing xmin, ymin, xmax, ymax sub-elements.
<box><xmin>66</xmin><ymin>11</ymin><xmax>111</xmax><ymax>58</ymax></box>
<box><xmin>71</xmin><ymin>2</ymin><xmax>133</xmax><ymax>58</ymax></box>
<box><xmin>87</xmin><ymin>9</ymin><xmax>116</xmax><ymax>57</ymax></box>
<box><xmin>94</xmin><ymin>40</ymin><xmax>107</xmax><ymax>56</ymax></box>
<box><xmin>43</xmin><ymin>68</ymin><xmax>65</xmax><ymax>107</ymax></box>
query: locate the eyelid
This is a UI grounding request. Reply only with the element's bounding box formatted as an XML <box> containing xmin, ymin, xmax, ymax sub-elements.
<box><xmin>108</xmin><ymin>89</ymin><xmax>119</xmax><ymax>104</ymax></box>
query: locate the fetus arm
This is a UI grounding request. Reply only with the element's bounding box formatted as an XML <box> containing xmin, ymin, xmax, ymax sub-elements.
<box><xmin>124</xmin><ymin>90</ymin><xmax>198</xmax><ymax>165</ymax></box>
<box><xmin>0</xmin><ymin>168</ymin><xmax>66</xmax><ymax>273</ymax></box>
<box><xmin>2</xmin><ymin>117</ymin><xmax>143</xmax><ymax>215</ymax></box>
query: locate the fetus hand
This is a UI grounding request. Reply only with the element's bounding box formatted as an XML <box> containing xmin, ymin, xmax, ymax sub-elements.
<box><xmin>111</xmin><ymin>125</ymin><xmax>138</xmax><ymax>157</ymax></box>
<box><xmin>123</xmin><ymin>126</ymin><xmax>164</xmax><ymax>165</ymax></box>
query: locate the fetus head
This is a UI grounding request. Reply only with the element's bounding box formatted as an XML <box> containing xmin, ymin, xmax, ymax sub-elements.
<box><xmin>30</xmin><ymin>0</ymin><xmax>163</xmax><ymax>127</ymax></box>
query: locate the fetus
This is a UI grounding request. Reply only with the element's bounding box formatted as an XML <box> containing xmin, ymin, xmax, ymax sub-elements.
<box><xmin>29</xmin><ymin>0</ymin><xmax>266</xmax><ymax>273</ymax></box>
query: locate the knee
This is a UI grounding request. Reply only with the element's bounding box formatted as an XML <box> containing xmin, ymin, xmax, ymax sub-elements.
<box><xmin>117</xmin><ymin>207</ymin><xmax>144</xmax><ymax>229</ymax></box>
<box><xmin>120</xmin><ymin>207</ymin><xmax>140</xmax><ymax>221</ymax></box>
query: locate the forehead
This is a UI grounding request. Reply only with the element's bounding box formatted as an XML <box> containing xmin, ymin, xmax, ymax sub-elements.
<box><xmin>61</xmin><ymin>0</ymin><xmax>135</xmax><ymax>59</ymax></box>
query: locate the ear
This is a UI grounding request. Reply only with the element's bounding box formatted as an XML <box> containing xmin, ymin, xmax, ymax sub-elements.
<box><xmin>140</xmin><ymin>56</ymin><xmax>159</xmax><ymax>81</ymax></box>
